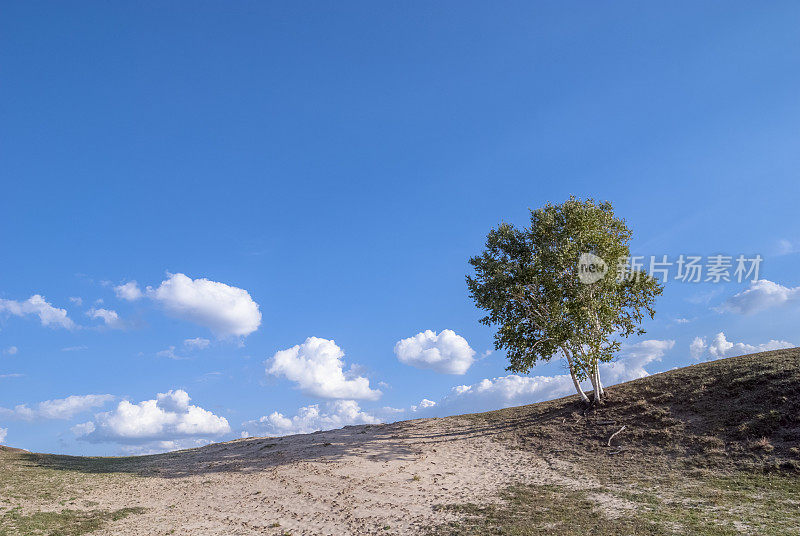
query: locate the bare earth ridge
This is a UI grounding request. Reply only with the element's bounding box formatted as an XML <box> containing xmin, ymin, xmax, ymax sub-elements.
<box><xmin>2</xmin><ymin>417</ymin><xmax>590</xmax><ymax>535</ymax></box>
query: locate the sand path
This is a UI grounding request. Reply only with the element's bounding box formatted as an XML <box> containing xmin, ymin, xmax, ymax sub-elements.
<box><xmin>81</xmin><ymin>417</ymin><xmax>584</xmax><ymax>535</ymax></box>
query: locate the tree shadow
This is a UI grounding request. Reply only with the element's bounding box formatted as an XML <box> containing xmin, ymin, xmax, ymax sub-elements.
<box><xmin>18</xmin><ymin>409</ymin><xmax>560</xmax><ymax>479</ymax></box>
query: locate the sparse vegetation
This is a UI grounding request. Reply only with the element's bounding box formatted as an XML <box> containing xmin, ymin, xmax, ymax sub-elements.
<box><xmin>433</xmin><ymin>474</ymin><xmax>800</xmax><ymax>535</ymax></box>
<box><xmin>0</xmin><ymin>447</ymin><xmax>145</xmax><ymax>536</ymax></box>
<box><xmin>0</xmin><ymin>506</ymin><xmax>146</xmax><ymax>536</ymax></box>
<box><xmin>430</xmin><ymin>348</ymin><xmax>800</xmax><ymax>534</ymax></box>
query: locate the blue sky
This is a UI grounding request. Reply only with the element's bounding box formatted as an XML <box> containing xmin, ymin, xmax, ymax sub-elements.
<box><xmin>2</xmin><ymin>1</ymin><xmax>800</xmax><ymax>455</ymax></box>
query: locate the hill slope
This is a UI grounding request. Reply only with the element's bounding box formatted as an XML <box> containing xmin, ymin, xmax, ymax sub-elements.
<box><xmin>1</xmin><ymin>348</ymin><xmax>799</xmax><ymax>535</ymax></box>
<box><xmin>484</xmin><ymin>346</ymin><xmax>800</xmax><ymax>471</ymax></box>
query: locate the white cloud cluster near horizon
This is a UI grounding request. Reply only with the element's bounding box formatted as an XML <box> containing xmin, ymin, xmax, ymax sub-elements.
<box><xmin>251</xmin><ymin>339</ymin><xmax>676</xmax><ymax>438</ymax></box>
<box><xmin>115</xmin><ymin>274</ymin><xmax>261</xmax><ymax>338</ymax></box>
<box><xmin>267</xmin><ymin>337</ymin><xmax>381</xmax><ymax>400</ymax></box>
<box><xmin>243</xmin><ymin>399</ymin><xmax>381</xmax><ymax>437</ymax></box>
<box><xmin>0</xmin><ymin>394</ymin><xmax>114</xmax><ymax>421</ymax></box>
<box><xmin>73</xmin><ymin>389</ymin><xmax>230</xmax><ymax>445</ymax></box>
<box><xmin>0</xmin><ymin>295</ymin><xmax>76</xmax><ymax>330</ymax></box>
<box><xmin>394</xmin><ymin>329</ymin><xmax>476</xmax><ymax>374</ymax></box>
<box><xmin>690</xmin><ymin>332</ymin><xmax>794</xmax><ymax>361</ymax></box>
<box><xmin>408</xmin><ymin>339</ymin><xmax>675</xmax><ymax>418</ymax></box>
<box><xmin>718</xmin><ymin>279</ymin><xmax>800</xmax><ymax>315</ymax></box>
<box><xmin>119</xmin><ymin>438</ymin><xmax>213</xmax><ymax>456</ymax></box>
<box><xmin>410</xmin><ymin>398</ymin><xmax>436</xmax><ymax>412</ymax></box>
<box><xmin>0</xmin><ymin>427</ymin><xmax>7</xmax><ymax>444</ymax></box>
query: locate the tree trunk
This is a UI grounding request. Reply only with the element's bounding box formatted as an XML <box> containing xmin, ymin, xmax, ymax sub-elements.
<box><xmin>570</xmin><ymin>364</ymin><xmax>590</xmax><ymax>404</ymax></box>
<box><xmin>562</xmin><ymin>346</ymin><xmax>590</xmax><ymax>404</ymax></box>
<box><xmin>595</xmin><ymin>362</ymin><xmax>604</xmax><ymax>398</ymax></box>
<box><xmin>589</xmin><ymin>365</ymin><xmax>601</xmax><ymax>403</ymax></box>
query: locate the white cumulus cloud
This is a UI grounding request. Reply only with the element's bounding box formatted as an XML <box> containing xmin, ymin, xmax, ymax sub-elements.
<box><xmin>0</xmin><ymin>427</ymin><xmax>6</xmax><ymax>443</ymax></box>
<box><xmin>394</xmin><ymin>329</ymin><xmax>476</xmax><ymax>374</ymax></box>
<box><xmin>87</xmin><ymin>308</ymin><xmax>123</xmax><ymax>329</ymax></box>
<box><xmin>267</xmin><ymin>337</ymin><xmax>381</xmax><ymax>400</ymax></box>
<box><xmin>147</xmin><ymin>273</ymin><xmax>261</xmax><ymax>338</ymax></box>
<box><xmin>243</xmin><ymin>400</ymin><xmax>381</xmax><ymax>436</ymax></box>
<box><xmin>410</xmin><ymin>398</ymin><xmax>436</xmax><ymax>412</ymax></box>
<box><xmin>0</xmin><ymin>295</ymin><xmax>76</xmax><ymax>329</ymax></box>
<box><xmin>690</xmin><ymin>332</ymin><xmax>794</xmax><ymax>361</ymax></box>
<box><xmin>605</xmin><ymin>339</ymin><xmax>675</xmax><ymax>381</ymax></box>
<box><xmin>718</xmin><ymin>279</ymin><xmax>800</xmax><ymax>315</ymax></box>
<box><xmin>114</xmin><ymin>281</ymin><xmax>143</xmax><ymax>301</ymax></box>
<box><xmin>74</xmin><ymin>389</ymin><xmax>230</xmax><ymax>445</ymax></box>
<box><xmin>3</xmin><ymin>346</ymin><xmax>18</xmax><ymax>356</ymax></box>
<box><xmin>690</xmin><ymin>336</ymin><xmax>707</xmax><ymax>360</ymax></box>
<box><xmin>0</xmin><ymin>394</ymin><xmax>114</xmax><ymax>421</ymax></box>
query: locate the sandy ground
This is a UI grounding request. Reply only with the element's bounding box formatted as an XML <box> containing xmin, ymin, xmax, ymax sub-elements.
<box><xmin>65</xmin><ymin>417</ymin><xmax>589</xmax><ymax>535</ymax></box>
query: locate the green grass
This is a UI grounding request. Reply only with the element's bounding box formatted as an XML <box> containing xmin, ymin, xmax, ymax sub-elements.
<box><xmin>0</xmin><ymin>506</ymin><xmax>146</xmax><ymax>536</ymax></box>
<box><xmin>433</xmin><ymin>473</ymin><xmax>800</xmax><ymax>535</ymax></box>
<box><xmin>434</xmin><ymin>484</ymin><xmax>666</xmax><ymax>535</ymax></box>
<box><xmin>0</xmin><ymin>449</ymin><xmax>146</xmax><ymax>536</ymax></box>
<box><xmin>616</xmin><ymin>473</ymin><xmax>800</xmax><ymax>536</ymax></box>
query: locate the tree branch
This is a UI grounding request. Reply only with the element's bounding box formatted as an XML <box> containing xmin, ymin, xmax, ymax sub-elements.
<box><xmin>607</xmin><ymin>425</ymin><xmax>627</xmax><ymax>447</ymax></box>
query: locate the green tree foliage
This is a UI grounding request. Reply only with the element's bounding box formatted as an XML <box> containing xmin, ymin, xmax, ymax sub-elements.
<box><xmin>467</xmin><ymin>198</ymin><xmax>662</xmax><ymax>403</ymax></box>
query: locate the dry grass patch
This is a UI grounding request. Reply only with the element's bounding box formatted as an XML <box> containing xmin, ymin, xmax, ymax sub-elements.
<box><xmin>0</xmin><ymin>449</ymin><xmax>145</xmax><ymax>536</ymax></box>
<box><xmin>431</xmin><ymin>349</ymin><xmax>800</xmax><ymax>535</ymax></box>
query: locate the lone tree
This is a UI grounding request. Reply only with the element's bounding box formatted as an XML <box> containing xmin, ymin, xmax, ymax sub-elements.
<box><xmin>466</xmin><ymin>198</ymin><xmax>662</xmax><ymax>404</ymax></box>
